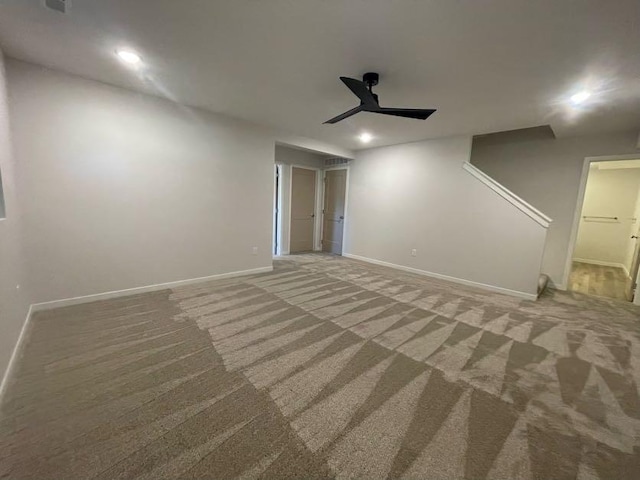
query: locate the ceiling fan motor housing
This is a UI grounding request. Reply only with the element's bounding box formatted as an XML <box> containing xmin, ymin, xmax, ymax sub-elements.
<box><xmin>363</xmin><ymin>72</ymin><xmax>379</xmax><ymax>88</ymax></box>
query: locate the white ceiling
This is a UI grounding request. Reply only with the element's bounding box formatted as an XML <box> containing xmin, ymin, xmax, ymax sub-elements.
<box><xmin>1</xmin><ymin>0</ymin><xmax>639</xmax><ymax>151</ymax></box>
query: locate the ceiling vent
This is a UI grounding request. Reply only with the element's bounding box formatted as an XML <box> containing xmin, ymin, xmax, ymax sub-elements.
<box><xmin>325</xmin><ymin>157</ymin><xmax>350</xmax><ymax>167</ymax></box>
<box><xmin>44</xmin><ymin>0</ymin><xmax>69</xmax><ymax>14</ymax></box>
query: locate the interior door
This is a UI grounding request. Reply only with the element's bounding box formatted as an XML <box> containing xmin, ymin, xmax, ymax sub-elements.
<box><xmin>322</xmin><ymin>169</ymin><xmax>347</xmax><ymax>255</ymax></box>
<box><xmin>290</xmin><ymin>167</ymin><xmax>316</xmax><ymax>253</ymax></box>
<box><xmin>627</xmin><ymin>228</ymin><xmax>640</xmax><ymax>301</ymax></box>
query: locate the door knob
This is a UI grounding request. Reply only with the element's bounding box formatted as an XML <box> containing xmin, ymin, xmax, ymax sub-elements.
<box><xmin>632</xmin><ymin>235</ymin><xmax>639</xmax><ymax>239</ymax></box>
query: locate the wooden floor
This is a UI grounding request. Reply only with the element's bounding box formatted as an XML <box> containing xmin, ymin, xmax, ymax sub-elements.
<box><xmin>569</xmin><ymin>261</ymin><xmax>631</xmax><ymax>301</ymax></box>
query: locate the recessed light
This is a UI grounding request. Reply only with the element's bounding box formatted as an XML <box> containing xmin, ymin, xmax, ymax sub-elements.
<box><xmin>359</xmin><ymin>132</ymin><xmax>373</xmax><ymax>143</ymax></box>
<box><xmin>570</xmin><ymin>90</ymin><xmax>591</xmax><ymax>105</ymax></box>
<box><xmin>116</xmin><ymin>49</ymin><xmax>142</xmax><ymax>65</ymax></box>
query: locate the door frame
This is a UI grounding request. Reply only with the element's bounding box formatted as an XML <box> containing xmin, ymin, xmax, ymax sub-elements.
<box><xmin>273</xmin><ymin>164</ymin><xmax>283</xmax><ymax>256</ymax></box>
<box><xmin>563</xmin><ymin>153</ymin><xmax>640</xmax><ymax>304</ymax></box>
<box><xmin>287</xmin><ymin>164</ymin><xmax>323</xmax><ymax>253</ymax></box>
<box><xmin>320</xmin><ymin>166</ymin><xmax>350</xmax><ymax>255</ymax></box>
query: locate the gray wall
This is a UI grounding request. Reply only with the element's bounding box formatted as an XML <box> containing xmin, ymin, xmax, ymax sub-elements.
<box><xmin>0</xmin><ymin>51</ymin><xmax>30</xmax><ymax>386</ymax></box>
<box><xmin>7</xmin><ymin>59</ymin><xmax>276</xmax><ymax>304</ymax></box>
<box><xmin>471</xmin><ymin>130</ymin><xmax>640</xmax><ymax>287</ymax></box>
<box><xmin>274</xmin><ymin>145</ymin><xmax>325</xmax><ymax>254</ymax></box>
<box><xmin>345</xmin><ymin>136</ymin><xmax>548</xmax><ymax>297</ymax></box>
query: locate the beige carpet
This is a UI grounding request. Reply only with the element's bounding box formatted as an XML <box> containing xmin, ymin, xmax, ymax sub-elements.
<box><xmin>1</xmin><ymin>254</ymin><xmax>639</xmax><ymax>479</ymax></box>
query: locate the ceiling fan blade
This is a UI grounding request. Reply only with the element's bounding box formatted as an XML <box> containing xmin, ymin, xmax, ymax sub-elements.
<box><xmin>324</xmin><ymin>105</ymin><xmax>364</xmax><ymax>124</ymax></box>
<box><xmin>374</xmin><ymin>108</ymin><xmax>437</xmax><ymax>120</ymax></box>
<box><xmin>340</xmin><ymin>77</ymin><xmax>378</xmax><ymax>107</ymax></box>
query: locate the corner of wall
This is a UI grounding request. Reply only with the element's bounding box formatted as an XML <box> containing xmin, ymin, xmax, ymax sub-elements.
<box><xmin>0</xmin><ymin>48</ymin><xmax>33</xmax><ymax>404</ymax></box>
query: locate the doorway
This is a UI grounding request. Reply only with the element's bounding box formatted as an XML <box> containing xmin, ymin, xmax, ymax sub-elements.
<box><xmin>290</xmin><ymin>166</ymin><xmax>317</xmax><ymax>253</ymax></box>
<box><xmin>569</xmin><ymin>159</ymin><xmax>640</xmax><ymax>302</ymax></box>
<box><xmin>322</xmin><ymin>168</ymin><xmax>347</xmax><ymax>255</ymax></box>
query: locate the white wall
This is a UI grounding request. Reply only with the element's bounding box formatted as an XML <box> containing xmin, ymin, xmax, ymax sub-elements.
<box><xmin>471</xmin><ymin>130</ymin><xmax>640</xmax><ymax>287</ymax></box>
<box><xmin>0</xmin><ymin>51</ymin><xmax>30</xmax><ymax>387</ymax></box>
<box><xmin>7</xmin><ymin>59</ymin><xmax>280</xmax><ymax>303</ymax></box>
<box><xmin>274</xmin><ymin>145</ymin><xmax>325</xmax><ymax>254</ymax></box>
<box><xmin>573</xmin><ymin>166</ymin><xmax>640</xmax><ymax>272</ymax></box>
<box><xmin>345</xmin><ymin>136</ymin><xmax>548</xmax><ymax>297</ymax></box>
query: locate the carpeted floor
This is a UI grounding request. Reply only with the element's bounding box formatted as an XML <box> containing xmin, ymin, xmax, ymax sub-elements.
<box><xmin>1</xmin><ymin>254</ymin><xmax>640</xmax><ymax>479</ymax></box>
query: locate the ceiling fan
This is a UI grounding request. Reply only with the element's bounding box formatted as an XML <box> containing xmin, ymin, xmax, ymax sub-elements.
<box><xmin>324</xmin><ymin>72</ymin><xmax>436</xmax><ymax>124</ymax></box>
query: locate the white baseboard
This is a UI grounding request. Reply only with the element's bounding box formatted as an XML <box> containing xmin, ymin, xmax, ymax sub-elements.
<box><xmin>573</xmin><ymin>258</ymin><xmax>630</xmax><ymax>278</ymax></box>
<box><xmin>0</xmin><ymin>305</ymin><xmax>33</xmax><ymax>405</ymax></box>
<box><xmin>30</xmin><ymin>266</ymin><xmax>273</xmax><ymax>312</ymax></box>
<box><xmin>0</xmin><ymin>265</ymin><xmax>272</xmax><ymax>406</ymax></box>
<box><xmin>343</xmin><ymin>253</ymin><xmax>538</xmax><ymax>301</ymax></box>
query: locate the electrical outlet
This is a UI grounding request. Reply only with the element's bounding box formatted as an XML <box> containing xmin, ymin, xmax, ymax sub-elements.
<box><xmin>252</xmin><ymin>246</ymin><xmax>258</xmax><ymax>255</ymax></box>
<box><xmin>411</xmin><ymin>249</ymin><xmax>417</xmax><ymax>257</ymax></box>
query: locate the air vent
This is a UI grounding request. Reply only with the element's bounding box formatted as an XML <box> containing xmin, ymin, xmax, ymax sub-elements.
<box><xmin>325</xmin><ymin>157</ymin><xmax>350</xmax><ymax>167</ymax></box>
<box><xmin>44</xmin><ymin>0</ymin><xmax>69</xmax><ymax>14</ymax></box>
